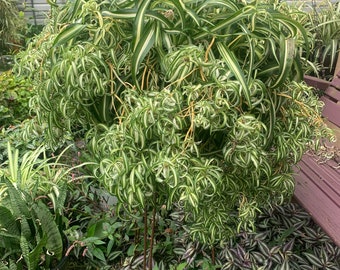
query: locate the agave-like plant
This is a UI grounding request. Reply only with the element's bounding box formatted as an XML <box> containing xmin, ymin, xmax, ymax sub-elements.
<box><xmin>14</xmin><ymin>0</ymin><xmax>333</xmax><ymax>268</ymax></box>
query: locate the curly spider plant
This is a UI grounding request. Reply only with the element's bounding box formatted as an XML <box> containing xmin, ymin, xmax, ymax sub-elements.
<box><xmin>14</xmin><ymin>0</ymin><xmax>333</xmax><ymax>268</ymax></box>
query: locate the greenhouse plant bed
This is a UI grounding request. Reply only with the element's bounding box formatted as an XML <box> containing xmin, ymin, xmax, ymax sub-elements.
<box><xmin>293</xmin><ymin>72</ymin><xmax>340</xmax><ymax>247</ymax></box>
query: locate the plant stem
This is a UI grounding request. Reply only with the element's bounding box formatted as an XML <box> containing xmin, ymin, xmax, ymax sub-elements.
<box><xmin>211</xmin><ymin>246</ymin><xmax>215</xmax><ymax>265</ymax></box>
<box><xmin>148</xmin><ymin>206</ymin><xmax>156</xmax><ymax>269</ymax></box>
<box><xmin>143</xmin><ymin>206</ymin><xmax>148</xmax><ymax>270</ymax></box>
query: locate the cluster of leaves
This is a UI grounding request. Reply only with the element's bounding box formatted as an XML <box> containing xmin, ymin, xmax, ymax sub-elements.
<box><xmin>0</xmin><ymin>71</ymin><xmax>34</xmax><ymax>129</ymax></box>
<box><xmin>55</xmin><ymin>193</ymin><xmax>340</xmax><ymax>270</ymax></box>
<box><xmin>118</xmin><ymin>202</ymin><xmax>340</xmax><ymax>269</ymax></box>
<box><xmin>218</xmin><ymin>203</ymin><xmax>340</xmax><ymax>270</ymax></box>
<box><xmin>0</xmin><ymin>179</ymin><xmax>64</xmax><ymax>270</ymax></box>
<box><xmin>2</xmin><ymin>158</ymin><xmax>339</xmax><ymax>270</ymax></box>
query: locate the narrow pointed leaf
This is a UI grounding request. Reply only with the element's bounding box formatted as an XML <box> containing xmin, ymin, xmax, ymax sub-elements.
<box><xmin>271</xmin><ymin>13</ymin><xmax>309</xmax><ymax>58</ymax></box>
<box><xmin>194</xmin><ymin>7</ymin><xmax>253</xmax><ymax>39</ymax></box>
<box><xmin>53</xmin><ymin>23</ymin><xmax>86</xmax><ymax>47</ymax></box>
<box><xmin>132</xmin><ymin>21</ymin><xmax>156</xmax><ymax>88</ymax></box>
<box><xmin>102</xmin><ymin>9</ymin><xmax>137</xmax><ymax>19</ymax></box>
<box><xmin>271</xmin><ymin>37</ymin><xmax>295</xmax><ymax>88</ymax></box>
<box><xmin>303</xmin><ymin>252</ymin><xmax>323</xmax><ymax>268</ymax></box>
<box><xmin>217</xmin><ymin>42</ymin><xmax>251</xmax><ymax>107</ymax></box>
<box><xmin>133</xmin><ymin>0</ymin><xmax>152</xmax><ymax>50</ymax></box>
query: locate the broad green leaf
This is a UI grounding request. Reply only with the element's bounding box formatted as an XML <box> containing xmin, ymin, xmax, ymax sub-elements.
<box><xmin>0</xmin><ymin>206</ymin><xmax>20</xmax><ymax>249</ymax></box>
<box><xmin>32</xmin><ymin>202</ymin><xmax>63</xmax><ymax>259</ymax></box>
<box><xmin>20</xmin><ymin>235</ymin><xmax>31</xmax><ymax>270</ymax></box>
<box><xmin>91</xmin><ymin>247</ymin><xmax>106</xmax><ymax>261</ymax></box>
<box><xmin>28</xmin><ymin>236</ymin><xmax>47</xmax><ymax>270</ymax></box>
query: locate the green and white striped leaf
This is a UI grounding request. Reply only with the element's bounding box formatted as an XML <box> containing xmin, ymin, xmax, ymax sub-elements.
<box><xmin>102</xmin><ymin>9</ymin><xmax>137</xmax><ymax>19</ymax></box>
<box><xmin>271</xmin><ymin>37</ymin><xmax>295</xmax><ymax>88</ymax></box>
<box><xmin>133</xmin><ymin>0</ymin><xmax>152</xmax><ymax>50</ymax></box>
<box><xmin>194</xmin><ymin>7</ymin><xmax>253</xmax><ymax>39</ymax></box>
<box><xmin>52</xmin><ymin>23</ymin><xmax>86</xmax><ymax>47</ymax></box>
<box><xmin>217</xmin><ymin>42</ymin><xmax>251</xmax><ymax>107</ymax></box>
<box><xmin>132</xmin><ymin>21</ymin><xmax>157</xmax><ymax>88</ymax></box>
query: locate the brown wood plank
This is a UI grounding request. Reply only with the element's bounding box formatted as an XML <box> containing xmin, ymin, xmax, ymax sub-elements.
<box><xmin>304</xmin><ymin>75</ymin><xmax>330</xmax><ymax>91</ymax></box>
<box><xmin>299</xmin><ymin>156</ymin><xmax>340</xmax><ymax>203</ymax></box>
<box><xmin>294</xmin><ymin>170</ymin><xmax>340</xmax><ymax>247</ymax></box>
<box><xmin>302</xmin><ymin>155</ymin><xmax>340</xmax><ymax>181</ymax></box>
<box><xmin>298</xmin><ymin>163</ymin><xmax>340</xmax><ymax>207</ymax></box>
<box><xmin>320</xmin><ymin>97</ymin><xmax>340</xmax><ymax>127</ymax></box>
<box><xmin>325</xmin><ymin>86</ymin><xmax>340</xmax><ymax>101</ymax></box>
<box><xmin>330</xmin><ymin>76</ymin><xmax>340</xmax><ymax>90</ymax></box>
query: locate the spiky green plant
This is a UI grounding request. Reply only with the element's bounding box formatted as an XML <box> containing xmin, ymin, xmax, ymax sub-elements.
<box><xmin>308</xmin><ymin>0</ymin><xmax>340</xmax><ymax>78</ymax></box>
<box><xmin>14</xmin><ymin>1</ymin><xmax>333</xmax><ymax>267</ymax></box>
<box><xmin>0</xmin><ymin>143</ymin><xmax>66</xmax><ymax>270</ymax></box>
<box><xmin>0</xmin><ymin>0</ymin><xmax>26</xmax><ymax>54</ymax></box>
<box><xmin>0</xmin><ymin>143</ymin><xmax>86</xmax><ymax>269</ymax></box>
<box><xmin>276</xmin><ymin>0</ymin><xmax>340</xmax><ymax>79</ymax></box>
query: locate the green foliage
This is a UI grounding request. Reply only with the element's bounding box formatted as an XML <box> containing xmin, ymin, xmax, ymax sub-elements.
<box><xmin>14</xmin><ymin>0</ymin><xmax>334</xmax><ymax>259</ymax></box>
<box><xmin>308</xmin><ymin>0</ymin><xmax>340</xmax><ymax>78</ymax></box>
<box><xmin>0</xmin><ymin>143</ymin><xmax>81</xmax><ymax>269</ymax></box>
<box><xmin>0</xmin><ymin>0</ymin><xmax>26</xmax><ymax>55</ymax></box>
<box><xmin>216</xmin><ymin>203</ymin><xmax>340</xmax><ymax>269</ymax></box>
<box><xmin>0</xmin><ymin>122</ymin><xmax>44</xmax><ymax>164</ymax></box>
<box><xmin>278</xmin><ymin>0</ymin><xmax>340</xmax><ymax>79</ymax></box>
<box><xmin>0</xmin><ymin>178</ymin><xmax>64</xmax><ymax>270</ymax></box>
<box><xmin>0</xmin><ymin>71</ymin><xmax>33</xmax><ymax>129</ymax></box>
<box><xmin>59</xmin><ymin>198</ymin><xmax>340</xmax><ymax>269</ymax></box>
